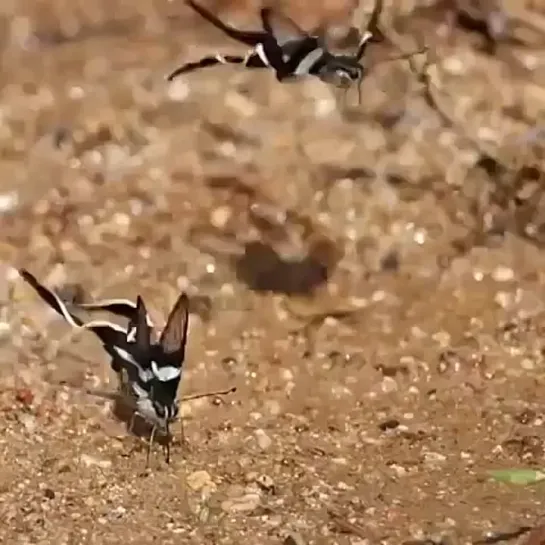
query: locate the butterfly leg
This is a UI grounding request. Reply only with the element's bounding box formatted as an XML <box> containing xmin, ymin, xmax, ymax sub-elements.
<box><xmin>145</xmin><ymin>424</ymin><xmax>157</xmax><ymax>468</ymax></box>
<box><xmin>164</xmin><ymin>423</ymin><xmax>171</xmax><ymax>464</ymax></box>
<box><xmin>127</xmin><ymin>411</ymin><xmax>138</xmax><ymax>435</ymax></box>
<box><xmin>357</xmin><ymin>73</ymin><xmax>363</xmax><ymax>106</ymax></box>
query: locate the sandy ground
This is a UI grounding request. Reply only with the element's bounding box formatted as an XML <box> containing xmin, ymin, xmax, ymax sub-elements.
<box><xmin>2</xmin><ymin>1</ymin><xmax>545</xmax><ymax>544</ymax></box>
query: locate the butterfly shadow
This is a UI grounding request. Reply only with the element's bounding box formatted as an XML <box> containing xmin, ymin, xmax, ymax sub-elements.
<box><xmin>112</xmin><ymin>397</ymin><xmax>172</xmax><ymax>448</ymax></box>
<box><xmin>232</xmin><ymin>240</ymin><xmax>339</xmax><ymax>296</ymax></box>
<box><xmin>197</xmin><ymin>174</ymin><xmax>344</xmax><ymax>296</ymax></box>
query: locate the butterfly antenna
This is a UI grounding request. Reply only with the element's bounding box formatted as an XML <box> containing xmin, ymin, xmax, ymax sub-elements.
<box><xmin>165</xmin><ymin>422</ymin><xmax>171</xmax><ymax>464</ymax></box>
<box><xmin>373</xmin><ymin>44</ymin><xmax>428</xmax><ymax>67</ymax></box>
<box><xmin>181</xmin><ymin>386</ymin><xmax>237</xmax><ymax>402</ymax></box>
<box><xmin>357</xmin><ymin>71</ymin><xmax>364</xmax><ymax>105</ymax></box>
<box><xmin>146</xmin><ymin>424</ymin><xmax>157</xmax><ymax>469</ymax></box>
<box><xmin>180</xmin><ymin>416</ymin><xmax>186</xmax><ymax>448</ymax></box>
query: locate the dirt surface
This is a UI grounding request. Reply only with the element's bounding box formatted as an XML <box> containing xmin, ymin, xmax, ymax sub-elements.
<box><xmin>2</xmin><ymin>1</ymin><xmax>545</xmax><ymax>544</ymax></box>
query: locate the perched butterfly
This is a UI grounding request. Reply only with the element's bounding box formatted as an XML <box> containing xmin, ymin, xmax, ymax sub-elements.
<box><xmin>19</xmin><ymin>269</ymin><xmax>196</xmax><ymax>465</ymax></box>
<box><xmin>167</xmin><ymin>0</ymin><xmax>387</xmax><ymax>103</ymax></box>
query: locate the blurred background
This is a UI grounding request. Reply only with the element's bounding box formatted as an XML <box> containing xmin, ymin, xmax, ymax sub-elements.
<box><xmin>2</xmin><ymin>1</ymin><xmax>545</xmax><ymax>544</ymax></box>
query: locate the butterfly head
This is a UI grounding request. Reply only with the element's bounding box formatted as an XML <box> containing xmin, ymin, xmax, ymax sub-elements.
<box><xmin>151</xmin><ymin>398</ymin><xmax>179</xmax><ymax>429</ymax></box>
<box><xmin>318</xmin><ymin>57</ymin><xmax>365</xmax><ymax>107</ymax></box>
<box><xmin>319</xmin><ymin>56</ymin><xmax>364</xmax><ymax>88</ymax></box>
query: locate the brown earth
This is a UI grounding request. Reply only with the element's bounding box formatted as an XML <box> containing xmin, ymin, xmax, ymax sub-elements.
<box><xmin>2</xmin><ymin>1</ymin><xmax>545</xmax><ymax>544</ymax></box>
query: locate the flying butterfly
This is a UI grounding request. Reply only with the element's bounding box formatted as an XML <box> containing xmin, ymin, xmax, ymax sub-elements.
<box><xmin>167</xmin><ymin>0</ymin><xmax>420</xmax><ymax>104</ymax></box>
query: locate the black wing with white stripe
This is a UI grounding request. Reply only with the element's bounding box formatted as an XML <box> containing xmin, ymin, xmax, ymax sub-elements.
<box><xmin>259</xmin><ymin>6</ymin><xmax>308</xmax><ymax>47</ymax></box>
<box><xmin>167</xmin><ymin>53</ymin><xmax>259</xmax><ymax>80</ymax></box>
<box><xmin>158</xmin><ymin>292</ymin><xmax>189</xmax><ymax>370</ymax></box>
<box><xmin>128</xmin><ymin>295</ymin><xmax>152</xmax><ymax>353</ymax></box>
<box><xmin>78</xmin><ymin>298</ymin><xmax>154</xmax><ymax>328</ymax></box>
<box><xmin>19</xmin><ymin>269</ymin><xmax>151</xmax><ymax>382</ymax></box>
<box><xmin>19</xmin><ymin>269</ymin><xmax>127</xmax><ymax>348</ymax></box>
<box><xmin>167</xmin><ymin>1</ymin><xmax>295</xmax><ymax>81</ymax></box>
<box><xmin>186</xmin><ymin>0</ymin><xmax>266</xmax><ymax>46</ymax></box>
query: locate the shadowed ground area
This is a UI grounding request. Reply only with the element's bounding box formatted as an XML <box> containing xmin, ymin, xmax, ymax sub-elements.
<box><xmin>2</xmin><ymin>0</ymin><xmax>545</xmax><ymax>544</ymax></box>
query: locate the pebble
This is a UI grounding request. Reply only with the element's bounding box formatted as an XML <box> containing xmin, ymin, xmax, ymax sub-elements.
<box><xmin>381</xmin><ymin>377</ymin><xmax>398</xmax><ymax>394</ymax></box>
<box><xmin>221</xmin><ymin>492</ymin><xmax>261</xmax><ymax>513</ymax></box>
<box><xmin>492</xmin><ymin>266</ymin><xmax>514</xmax><ymax>282</ymax></box>
<box><xmin>79</xmin><ymin>454</ymin><xmax>112</xmax><ymax>469</ymax></box>
<box><xmin>284</xmin><ymin>532</ymin><xmax>307</xmax><ymax>545</ymax></box>
<box><xmin>254</xmin><ymin>429</ymin><xmax>272</xmax><ymax>451</ymax></box>
<box><xmin>521</xmin><ymin>358</ymin><xmax>535</xmax><ymax>370</ymax></box>
<box><xmin>255</xmin><ymin>474</ymin><xmax>275</xmax><ymax>493</ymax></box>
<box><xmin>424</xmin><ymin>451</ymin><xmax>447</xmax><ymax>465</ymax></box>
<box><xmin>210</xmin><ymin>206</ymin><xmax>232</xmax><ymax>229</ymax></box>
<box><xmin>0</xmin><ymin>191</ymin><xmax>18</xmax><ymax>213</ymax></box>
<box><xmin>264</xmin><ymin>399</ymin><xmax>281</xmax><ymax>416</ymax></box>
<box><xmin>186</xmin><ymin>470</ymin><xmax>216</xmax><ymax>494</ymax></box>
<box><xmin>19</xmin><ymin>413</ymin><xmax>36</xmax><ymax>434</ymax></box>
<box><xmin>167</xmin><ymin>79</ymin><xmax>189</xmax><ymax>102</ymax></box>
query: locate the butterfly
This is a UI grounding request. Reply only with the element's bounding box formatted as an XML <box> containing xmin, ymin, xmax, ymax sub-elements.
<box><xmin>19</xmin><ymin>268</ymin><xmax>189</xmax><ymax>465</ymax></box>
<box><xmin>167</xmin><ymin>0</ymin><xmax>387</xmax><ymax>104</ymax></box>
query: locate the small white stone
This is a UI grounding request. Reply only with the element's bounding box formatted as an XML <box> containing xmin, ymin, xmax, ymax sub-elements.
<box><xmin>492</xmin><ymin>266</ymin><xmax>514</xmax><ymax>282</ymax></box>
<box><xmin>381</xmin><ymin>377</ymin><xmax>398</xmax><ymax>393</ymax></box>
<box><xmin>221</xmin><ymin>493</ymin><xmax>261</xmax><ymax>513</ymax></box>
<box><xmin>254</xmin><ymin>429</ymin><xmax>272</xmax><ymax>451</ymax></box>
<box><xmin>210</xmin><ymin>206</ymin><xmax>232</xmax><ymax>229</ymax></box>
<box><xmin>521</xmin><ymin>358</ymin><xmax>535</xmax><ymax>370</ymax></box>
<box><xmin>186</xmin><ymin>470</ymin><xmax>213</xmax><ymax>492</ymax></box>
<box><xmin>167</xmin><ymin>79</ymin><xmax>189</xmax><ymax>102</ymax></box>
<box><xmin>79</xmin><ymin>454</ymin><xmax>112</xmax><ymax>469</ymax></box>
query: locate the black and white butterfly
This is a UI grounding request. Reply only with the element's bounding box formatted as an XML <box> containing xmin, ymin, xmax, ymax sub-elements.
<box><xmin>19</xmin><ymin>268</ymin><xmax>190</xmax><ymax>465</ymax></box>
<box><xmin>167</xmin><ymin>0</ymin><xmax>386</xmax><ymax>103</ymax></box>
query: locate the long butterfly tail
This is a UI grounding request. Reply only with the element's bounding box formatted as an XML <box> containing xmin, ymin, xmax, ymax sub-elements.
<box><xmin>79</xmin><ymin>299</ymin><xmax>152</xmax><ymax>325</ymax></box>
<box><xmin>19</xmin><ymin>269</ymin><xmax>85</xmax><ymax>328</ymax></box>
<box><xmin>166</xmin><ymin>54</ymin><xmax>248</xmax><ymax>80</ymax></box>
<box><xmin>127</xmin><ymin>296</ymin><xmax>152</xmax><ymax>351</ymax></box>
<box><xmin>19</xmin><ymin>269</ymin><xmax>136</xmax><ymax>363</ymax></box>
<box><xmin>186</xmin><ymin>0</ymin><xmax>265</xmax><ymax>46</ymax></box>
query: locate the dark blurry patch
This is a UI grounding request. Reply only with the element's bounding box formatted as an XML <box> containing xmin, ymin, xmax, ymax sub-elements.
<box><xmin>55</xmin><ymin>283</ymin><xmax>86</xmax><ymax>306</ymax></box>
<box><xmin>206</xmin><ymin>174</ymin><xmax>257</xmax><ymax>199</ymax></box>
<box><xmin>201</xmin><ymin>121</ymin><xmax>259</xmax><ymax>147</ymax></box>
<box><xmin>233</xmin><ymin>238</ymin><xmax>340</xmax><ymax>296</ymax></box>
<box><xmin>51</xmin><ymin>126</ymin><xmax>72</xmax><ymax>149</ymax></box>
<box><xmin>202</xmin><ymin>171</ymin><xmax>344</xmax><ymax>295</ymax></box>
<box><xmin>328</xmin><ymin>507</ymin><xmax>374</xmax><ymax>540</ymax></box>
<box><xmin>502</xmin><ymin>434</ymin><xmax>544</xmax><ymax>461</ymax></box>
<box><xmin>380</xmin><ymin>250</ymin><xmax>400</xmax><ymax>272</ymax></box>
<box><xmin>394</xmin><ymin>0</ymin><xmax>540</xmax><ymax>84</ymax></box>
<box><xmin>378</xmin><ymin>418</ymin><xmax>400</xmax><ymax>431</ymax></box>
<box><xmin>319</xmin><ymin>164</ymin><xmax>374</xmax><ymax>183</ymax></box>
<box><xmin>111</xmin><ymin>396</ymin><xmax>170</xmax><ymax>447</ymax></box>
<box><xmin>188</xmin><ymin>294</ymin><xmax>213</xmax><ymax>322</ymax></box>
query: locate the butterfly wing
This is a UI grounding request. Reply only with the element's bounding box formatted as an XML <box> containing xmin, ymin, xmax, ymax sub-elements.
<box><xmin>127</xmin><ymin>295</ymin><xmax>152</xmax><ymax>353</ymax></box>
<box><xmin>142</xmin><ymin>292</ymin><xmax>190</xmax><ymax>423</ymax></box>
<box><xmin>20</xmin><ymin>268</ymin><xmax>85</xmax><ymax>328</ymax></box>
<box><xmin>259</xmin><ymin>7</ymin><xmax>325</xmax><ymax>79</ymax></box>
<box><xmin>19</xmin><ymin>268</ymin><xmax>151</xmax><ymax>382</ymax></box>
<box><xmin>78</xmin><ymin>298</ymin><xmax>155</xmax><ymax>328</ymax></box>
<box><xmin>186</xmin><ymin>0</ymin><xmax>266</xmax><ymax>46</ymax></box>
<box><xmin>158</xmin><ymin>292</ymin><xmax>189</xmax><ymax>369</ymax></box>
<box><xmin>260</xmin><ymin>7</ymin><xmax>309</xmax><ymax>47</ymax></box>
